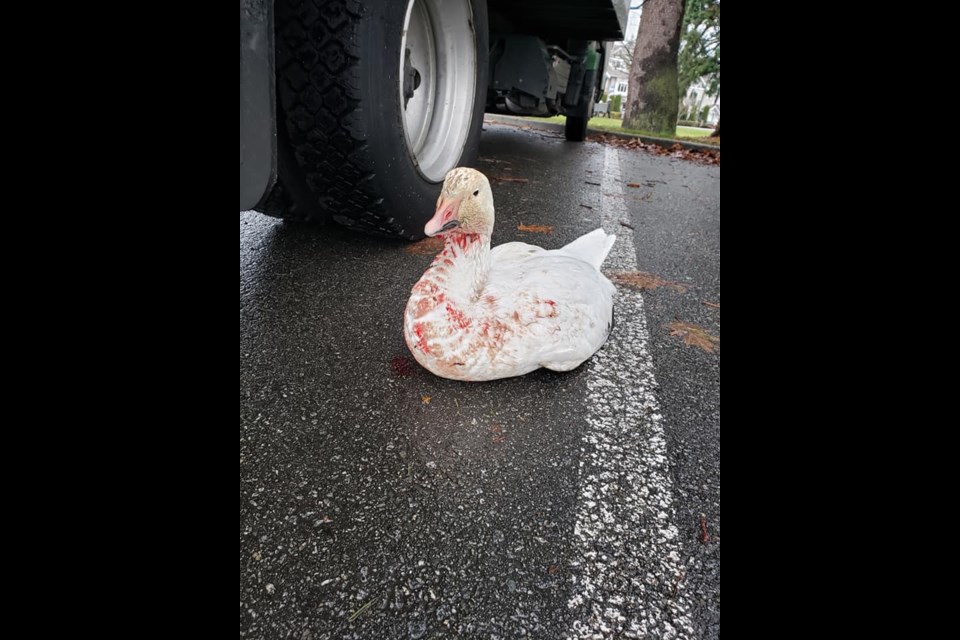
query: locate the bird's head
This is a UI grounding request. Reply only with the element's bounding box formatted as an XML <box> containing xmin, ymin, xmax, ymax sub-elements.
<box><xmin>424</xmin><ymin>167</ymin><xmax>495</xmax><ymax>238</ymax></box>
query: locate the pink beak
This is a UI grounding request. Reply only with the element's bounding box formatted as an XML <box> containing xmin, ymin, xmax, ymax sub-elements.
<box><xmin>424</xmin><ymin>196</ymin><xmax>462</xmax><ymax>237</ymax></box>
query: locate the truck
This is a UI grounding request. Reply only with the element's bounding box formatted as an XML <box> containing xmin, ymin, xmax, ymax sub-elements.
<box><xmin>240</xmin><ymin>0</ymin><xmax>627</xmax><ymax>239</ymax></box>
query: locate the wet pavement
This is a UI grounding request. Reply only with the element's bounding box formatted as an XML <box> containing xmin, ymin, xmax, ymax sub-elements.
<box><xmin>240</xmin><ymin>121</ymin><xmax>720</xmax><ymax>639</ymax></box>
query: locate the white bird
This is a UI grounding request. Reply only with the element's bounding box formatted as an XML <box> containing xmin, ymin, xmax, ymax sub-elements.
<box><xmin>404</xmin><ymin>167</ymin><xmax>616</xmax><ymax>381</ymax></box>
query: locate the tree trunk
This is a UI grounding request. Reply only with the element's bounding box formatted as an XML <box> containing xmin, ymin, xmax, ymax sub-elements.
<box><xmin>710</xmin><ymin>119</ymin><xmax>720</xmax><ymax>137</ymax></box>
<box><xmin>622</xmin><ymin>0</ymin><xmax>686</xmax><ymax>135</ymax></box>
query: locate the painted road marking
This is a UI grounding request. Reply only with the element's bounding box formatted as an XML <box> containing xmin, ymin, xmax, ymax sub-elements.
<box><xmin>566</xmin><ymin>147</ymin><xmax>694</xmax><ymax>639</ymax></box>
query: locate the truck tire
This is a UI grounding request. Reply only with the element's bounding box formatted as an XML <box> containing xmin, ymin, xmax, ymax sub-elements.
<box><xmin>564</xmin><ymin>43</ymin><xmax>601</xmax><ymax>143</ymax></box>
<box><xmin>564</xmin><ymin>112</ymin><xmax>590</xmax><ymax>142</ymax></box>
<box><xmin>265</xmin><ymin>0</ymin><xmax>489</xmax><ymax>239</ymax></box>
<box><xmin>256</xmin><ymin>114</ymin><xmax>330</xmax><ymax>222</ymax></box>
<box><xmin>565</xmin><ymin>71</ymin><xmax>597</xmax><ymax>142</ymax></box>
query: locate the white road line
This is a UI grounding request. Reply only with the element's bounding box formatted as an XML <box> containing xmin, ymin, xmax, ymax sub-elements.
<box><xmin>567</xmin><ymin>147</ymin><xmax>694</xmax><ymax>639</ymax></box>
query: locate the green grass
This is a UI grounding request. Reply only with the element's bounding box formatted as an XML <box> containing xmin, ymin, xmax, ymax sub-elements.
<box><xmin>582</xmin><ymin>117</ymin><xmax>625</xmax><ymax>131</ymax></box>
<box><xmin>515</xmin><ymin>115</ymin><xmax>718</xmax><ymax>144</ymax></box>
<box><xmin>534</xmin><ymin>115</ymin><xmax>567</xmax><ymax>125</ymax></box>
<box><xmin>676</xmin><ymin>126</ymin><xmax>714</xmax><ymax>138</ymax></box>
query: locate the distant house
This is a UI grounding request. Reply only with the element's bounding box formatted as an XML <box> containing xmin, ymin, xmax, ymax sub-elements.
<box><xmin>603</xmin><ymin>66</ymin><xmax>629</xmax><ymax>100</ymax></box>
<box><xmin>600</xmin><ymin>48</ymin><xmax>630</xmax><ymax>118</ymax></box>
<box><xmin>707</xmin><ymin>104</ymin><xmax>720</xmax><ymax>125</ymax></box>
<box><xmin>603</xmin><ymin>5</ymin><xmax>641</xmax><ymax>102</ymax></box>
<box><xmin>681</xmin><ymin>76</ymin><xmax>720</xmax><ymax>125</ymax></box>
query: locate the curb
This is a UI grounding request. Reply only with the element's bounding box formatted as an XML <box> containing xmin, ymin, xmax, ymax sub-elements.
<box><xmin>483</xmin><ymin>114</ymin><xmax>720</xmax><ymax>153</ymax></box>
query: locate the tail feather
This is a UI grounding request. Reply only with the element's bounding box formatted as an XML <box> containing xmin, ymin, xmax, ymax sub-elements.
<box><xmin>558</xmin><ymin>229</ymin><xmax>616</xmax><ymax>270</ymax></box>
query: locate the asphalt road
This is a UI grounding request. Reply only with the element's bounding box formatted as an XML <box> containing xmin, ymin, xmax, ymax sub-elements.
<box><xmin>240</xmin><ymin>121</ymin><xmax>720</xmax><ymax>639</ymax></box>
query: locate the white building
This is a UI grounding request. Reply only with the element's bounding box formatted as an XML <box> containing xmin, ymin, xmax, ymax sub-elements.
<box><xmin>599</xmin><ymin>4</ymin><xmax>641</xmax><ymax>107</ymax></box>
<box><xmin>603</xmin><ymin>65</ymin><xmax>629</xmax><ymax>99</ymax></box>
<box><xmin>681</xmin><ymin>77</ymin><xmax>720</xmax><ymax>125</ymax></box>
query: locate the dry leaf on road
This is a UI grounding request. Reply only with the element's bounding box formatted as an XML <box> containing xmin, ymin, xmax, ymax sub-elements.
<box><xmin>587</xmin><ymin>134</ymin><xmax>720</xmax><ymax>165</ymax></box>
<box><xmin>609</xmin><ymin>271</ymin><xmax>688</xmax><ymax>293</ymax></box>
<box><xmin>518</xmin><ymin>223</ymin><xmax>554</xmax><ymax>234</ymax></box>
<box><xmin>668</xmin><ymin>321</ymin><xmax>719</xmax><ymax>352</ymax></box>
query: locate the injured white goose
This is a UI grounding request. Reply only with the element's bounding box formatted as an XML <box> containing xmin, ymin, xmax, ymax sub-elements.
<box><xmin>404</xmin><ymin>167</ymin><xmax>616</xmax><ymax>381</ymax></box>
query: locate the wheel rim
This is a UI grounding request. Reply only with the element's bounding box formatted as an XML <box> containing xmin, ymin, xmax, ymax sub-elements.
<box><xmin>400</xmin><ymin>0</ymin><xmax>477</xmax><ymax>183</ymax></box>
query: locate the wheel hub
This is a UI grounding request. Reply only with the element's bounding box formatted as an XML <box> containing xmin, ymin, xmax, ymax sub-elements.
<box><xmin>399</xmin><ymin>0</ymin><xmax>477</xmax><ymax>182</ymax></box>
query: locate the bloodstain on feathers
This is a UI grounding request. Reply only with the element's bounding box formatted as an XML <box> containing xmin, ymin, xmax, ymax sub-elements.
<box><xmin>451</xmin><ymin>233</ymin><xmax>481</xmax><ymax>251</ymax></box>
<box><xmin>413</xmin><ymin>322</ymin><xmax>431</xmax><ymax>353</ymax></box>
<box><xmin>536</xmin><ymin>299</ymin><xmax>559</xmax><ymax>318</ymax></box>
<box><xmin>446</xmin><ymin>303</ymin><xmax>472</xmax><ymax>329</ymax></box>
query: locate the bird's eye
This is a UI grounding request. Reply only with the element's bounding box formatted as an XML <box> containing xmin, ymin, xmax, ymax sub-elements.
<box><xmin>473</xmin><ymin>190</ymin><xmax>480</xmax><ymax>197</ymax></box>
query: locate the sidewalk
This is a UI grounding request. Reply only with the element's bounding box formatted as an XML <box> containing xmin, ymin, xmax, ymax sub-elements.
<box><xmin>484</xmin><ymin>113</ymin><xmax>720</xmax><ymax>153</ymax></box>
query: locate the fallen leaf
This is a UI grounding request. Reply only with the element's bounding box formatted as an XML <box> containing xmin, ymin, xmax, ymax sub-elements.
<box><xmin>518</xmin><ymin>223</ymin><xmax>554</xmax><ymax>234</ymax></box>
<box><xmin>609</xmin><ymin>271</ymin><xmax>688</xmax><ymax>293</ymax></box>
<box><xmin>699</xmin><ymin>514</ymin><xmax>711</xmax><ymax>544</ymax></box>
<box><xmin>490</xmin><ymin>424</ymin><xmax>506</xmax><ymax>443</ymax></box>
<box><xmin>586</xmin><ymin>134</ymin><xmax>720</xmax><ymax>165</ymax></box>
<box><xmin>668</xmin><ymin>321</ymin><xmax>720</xmax><ymax>352</ymax></box>
<box><xmin>405</xmin><ymin>237</ymin><xmax>444</xmax><ymax>255</ymax></box>
<box><xmin>421</xmin><ymin>395</ymin><xmax>432</xmax><ymax>405</ymax></box>
<box><xmin>626</xmin><ymin>182</ymin><xmax>641</xmax><ymax>188</ymax></box>
<box><xmin>547</xmin><ymin>564</ymin><xmax>560</xmax><ymax>575</ymax></box>
<box><xmin>702</xmin><ymin>301</ymin><xmax>720</xmax><ymax>309</ymax></box>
